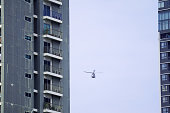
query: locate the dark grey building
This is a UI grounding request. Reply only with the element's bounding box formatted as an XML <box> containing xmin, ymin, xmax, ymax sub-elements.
<box><xmin>0</xmin><ymin>0</ymin><xmax>70</xmax><ymax>113</ymax></box>
<box><xmin>159</xmin><ymin>1</ymin><xmax>170</xmax><ymax>113</ymax></box>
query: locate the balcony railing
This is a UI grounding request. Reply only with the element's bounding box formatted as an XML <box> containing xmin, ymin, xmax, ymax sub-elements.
<box><xmin>161</xmin><ymin>56</ymin><xmax>170</xmax><ymax>60</ymax></box>
<box><xmin>44</xmin><ymin>46</ymin><xmax>62</xmax><ymax>57</ymax></box>
<box><xmin>57</xmin><ymin>0</ymin><xmax>62</xmax><ymax>2</ymax></box>
<box><xmin>44</xmin><ymin>102</ymin><xmax>62</xmax><ymax>112</ymax></box>
<box><xmin>49</xmin><ymin>0</ymin><xmax>62</xmax><ymax>2</ymax></box>
<box><xmin>44</xmin><ymin>10</ymin><xmax>62</xmax><ymax>21</ymax></box>
<box><xmin>43</xmin><ymin>29</ymin><xmax>62</xmax><ymax>39</ymax></box>
<box><xmin>44</xmin><ymin>65</ymin><xmax>62</xmax><ymax>75</ymax></box>
<box><xmin>44</xmin><ymin>84</ymin><xmax>62</xmax><ymax>94</ymax></box>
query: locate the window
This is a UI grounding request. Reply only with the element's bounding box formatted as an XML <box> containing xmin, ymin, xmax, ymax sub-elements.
<box><xmin>44</xmin><ymin>23</ymin><xmax>50</xmax><ymax>34</ymax></box>
<box><xmin>25</xmin><ymin>92</ymin><xmax>31</xmax><ymax>97</ymax></box>
<box><xmin>161</xmin><ymin>64</ymin><xmax>168</xmax><ymax>70</ymax></box>
<box><xmin>25</xmin><ymin>16</ymin><xmax>31</xmax><ymax>22</ymax></box>
<box><xmin>162</xmin><ymin>96</ymin><xmax>168</xmax><ymax>103</ymax></box>
<box><xmin>44</xmin><ymin>41</ymin><xmax>51</xmax><ymax>53</ymax></box>
<box><xmin>25</xmin><ymin>54</ymin><xmax>31</xmax><ymax>59</ymax></box>
<box><xmin>44</xmin><ymin>5</ymin><xmax>50</xmax><ymax>16</ymax></box>
<box><xmin>158</xmin><ymin>10</ymin><xmax>170</xmax><ymax>31</ymax></box>
<box><xmin>44</xmin><ymin>60</ymin><xmax>51</xmax><ymax>71</ymax></box>
<box><xmin>161</xmin><ymin>42</ymin><xmax>167</xmax><ymax>48</ymax></box>
<box><xmin>25</xmin><ymin>0</ymin><xmax>31</xmax><ymax>3</ymax></box>
<box><xmin>25</xmin><ymin>73</ymin><xmax>32</xmax><ymax>79</ymax></box>
<box><xmin>44</xmin><ymin>97</ymin><xmax>51</xmax><ymax>103</ymax></box>
<box><xmin>162</xmin><ymin>74</ymin><xmax>168</xmax><ymax>81</ymax></box>
<box><xmin>161</xmin><ymin>53</ymin><xmax>167</xmax><ymax>59</ymax></box>
<box><xmin>162</xmin><ymin>108</ymin><xmax>168</xmax><ymax>113</ymax></box>
<box><xmin>44</xmin><ymin>79</ymin><xmax>51</xmax><ymax>90</ymax></box>
<box><xmin>162</xmin><ymin>85</ymin><xmax>168</xmax><ymax>91</ymax></box>
<box><xmin>25</xmin><ymin>35</ymin><xmax>31</xmax><ymax>41</ymax></box>
<box><xmin>159</xmin><ymin>1</ymin><xmax>165</xmax><ymax>8</ymax></box>
<box><xmin>161</xmin><ymin>33</ymin><xmax>170</xmax><ymax>39</ymax></box>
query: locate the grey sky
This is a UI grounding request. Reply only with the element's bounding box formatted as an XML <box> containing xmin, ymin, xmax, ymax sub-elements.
<box><xmin>70</xmin><ymin>0</ymin><xmax>159</xmax><ymax>113</ymax></box>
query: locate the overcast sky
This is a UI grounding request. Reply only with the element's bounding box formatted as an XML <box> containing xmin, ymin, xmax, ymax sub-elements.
<box><xmin>70</xmin><ymin>0</ymin><xmax>159</xmax><ymax>113</ymax></box>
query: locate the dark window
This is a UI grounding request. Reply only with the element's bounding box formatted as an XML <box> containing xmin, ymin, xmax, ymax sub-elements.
<box><xmin>25</xmin><ymin>35</ymin><xmax>31</xmax><ymax>41</ymax></box>
<box><xmin>44</xmin><ymin>42</ymin><xmax>51</xmax><ymax>53</ymax></box>
<box><xmin>162</xmin><ymin>74</ymin><xmax>168</xmax><ymax>81</ymax></box>
<box><xmin>44</xmin><ymin>79</ymin><xmax>51</xmax><ymax>90</ymax></box>
<box><xmin>44</xmin><ymin>5</ymin><xmax>50</xmax><ymax>16</ymax></box>
<box><xmin>25</xmin><ymin>73</ymin><xmax>32</xmax><ymax>79</ymax></box>
<box><xmin>162</xmin><ymin>85</ymin><xmax>168</xmax><ymax>92</ymax></box>
<box><xmin>161</xmin><ymin>64</ymin><xmax>168</xmax><ymax>70</ymax></box>
<box><xmin>161</xmin><ymin>53</ymin><xmax>167</xmax><ymax>59</ymax></box>
<box><xmin>162</xmin><ymin>107</ymin><xmax>168</xmax><ymax>113</ymax></box>
<box><xmin>161</xmin><ymin>42</ymin><xmax>167</xmax><ymax>48</ymax></box>
<box><xmin>25</xmin><ymin>0</ymin><xmax>31</xmax><ymax>3</ymax></box>
<box><xmin>160</xmin><ymin>33</ymin><xmax>170</xmax><ymax>39</ymax></box>
<box><xmin>44</xmin><ymin>97</ymin><xmax>51</xmax><ymax>103</ymax></box>
<box><xmin>162</xmin><ymin>96</ymin><xmax>169</xmax><ymax>103</ymax></box>
<box><xmin>25</xmin><ymin>54</ymin><xmax>31</xmax><ymax>59</ymax></box>
<box><xmin>44</xmin><ymin>60</ymin><xmax>51</xmax><ymax>71</ymax></box>
<box><xmin>25</xmin><ymin>92</ymin><xmax>31</xmax><ymax>97</ymax></box>
<box><xmin>25</xmin><ymin>16</ymin><xmax>31</xmax><ymax>22</ymax></box>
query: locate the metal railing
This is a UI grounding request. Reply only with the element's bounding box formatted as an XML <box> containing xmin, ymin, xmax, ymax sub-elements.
<box><xmin>44</xmin><ymin>10</ymin><xmax>62</xmax><ymax>21</ymax></box>
<box><xmin>44</xmin><ymin>65</ymin><xmax>62</xmax><ymax>75</ymax></box>
<box><xmin>53</xmin><ymin>0</ymin><xmax>62</xmax><ymax>2</ymax></box>
<box><xmin>43</xmin><ymin>29</ymin><xmax>62</xmax><ymax>39</ymax></box>
<box><xmin>161</xmin><ymin>56</ymin><xmax>170</xmax><ymax>60</ymax></box>
<box><xmin>44</xmin><ymin>84</ymin><xmax>63</xmax><ymax>94</ymax></box>
<box><xmin>44</xmin><ymin>46</ymin><xmax>62</xmax><ymax>57</ymax></box>
<box><xmin>44</xmin><ymin>102</ymin><xmax>62</xmax><ymax>112</ymax></box>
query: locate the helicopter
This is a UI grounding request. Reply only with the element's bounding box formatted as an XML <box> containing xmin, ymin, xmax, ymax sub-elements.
<box><xmin>84</xmin><ymin>70</ymin><xmax>102</xmax><ymax>78</ymax></box>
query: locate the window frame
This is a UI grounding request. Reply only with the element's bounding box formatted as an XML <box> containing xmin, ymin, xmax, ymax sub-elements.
<box><xmin>25</xmin><ymin>16</ymin><xmax>32</xmax><ymax>22</ymax></box>
<box><xmin>25</xmin><ymin>92</ymin><xmax>31</xmax><ymax>98</ymax></box>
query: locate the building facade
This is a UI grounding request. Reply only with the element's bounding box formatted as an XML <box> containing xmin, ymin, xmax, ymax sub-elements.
<box><xmin>0</xmin><ymin>0</ymin><xmax>70</xmax><ymax>113</ymax></box>
<box><xmin>159</xmin><ymin>0</ymin><xmax>170</xmax><ymax>113</ymax></box>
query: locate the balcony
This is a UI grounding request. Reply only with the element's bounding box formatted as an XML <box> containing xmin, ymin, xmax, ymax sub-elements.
<box><xmin>161</xmin><ymin>56</ymin><xmax>170</xmax><ymax>63</ymax></box>
<box><xmin>43</xmin><ymin>29</ymin><xmax>62</xmax><ymax>42</ymax></box>
<box><xmin>44</xmin><ymin>46</ymin><xmax>63</xmax><ymax>60</ymax></box>
<box><xmin>161</xmin><ymin>87</ymin><xmax>170</xmax><ymax>96</ymax></box>
<box><xmin>45</xmin><ymin>0</ymin><xmax>62</xmax><ymax>5</ymax></box>
<box><xmin>43</xmin><ymin>10</ymin><xmax>62</xmax><ymax>24</ymax></box>
<box><xmin>44</xmin><ymin>65</ymin><xmax>63</xmax><ymax>78</ymax></box>
<box><xmin>44</xmin><ymin>84</ymin><xmax>63</xmax><ymax>97</ymax></box>
<box><xmin>161</xmin><ymin>96</ymin><xmax>170</xmax><ymax>107</ymax></box>
<box><xmin>161</xmin><ymin>64</ymin><xmax>170</xmax><ymax>74</ymax></box>
<box><xmin>43</xmin><ymin>102</ymin><xmax>62</xmax><ymax>113</ymax></box>
<box><xmin>160</xmin><ymin>44</ymin><xmax>170</xmax><ymax>52</ymax></box>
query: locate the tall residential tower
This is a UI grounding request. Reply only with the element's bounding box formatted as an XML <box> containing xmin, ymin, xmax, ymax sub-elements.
<box><xmin>0</xmin><ymin>0</ymin><xmax>70</xmax><ymax>113</ymax></box>
<box><xmin>159</xmin><ymin>0</ymin><xmax>170</xmax><ymax>113</ymax></box>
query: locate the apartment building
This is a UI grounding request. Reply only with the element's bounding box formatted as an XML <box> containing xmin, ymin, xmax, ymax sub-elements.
<box><xmin>0</xmin><ymin>0</ymin><xmax>70</xmax><ymax>113</ymax></box>
<box><xmin>159</xmin><ymin>0</ymin><xmax>170</xmax><ymax>113</ymax></box>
